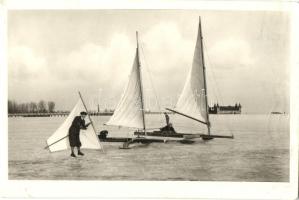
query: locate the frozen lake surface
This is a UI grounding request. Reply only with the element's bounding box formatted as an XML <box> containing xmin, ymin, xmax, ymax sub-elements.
<box><xmin>8</xmin><ymin>114</ymin><xmax>289</xmax><ymax>181</ymax></box>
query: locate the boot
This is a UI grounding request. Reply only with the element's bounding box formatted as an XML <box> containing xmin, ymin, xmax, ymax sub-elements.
<box><xmin>71</xmin><ymin>152</ymin><xmax>76</xmax><ymax>157</ymax></box>
<box><xmin>78</xmin><ymin>151</ymin><xmax>84</xmax><ymax>156</ymax></box>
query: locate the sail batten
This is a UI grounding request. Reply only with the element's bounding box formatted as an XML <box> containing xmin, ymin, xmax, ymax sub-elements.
<box><xmin>174</xmin><ymin>17</ymin><xmax>208</xmax><ymax>125</ymax></box>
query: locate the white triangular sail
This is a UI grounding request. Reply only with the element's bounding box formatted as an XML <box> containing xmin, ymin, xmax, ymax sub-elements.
<box><xmin>106</xmin><ymin>50</ymin><xmax>144</xmax><ymax>129</ymax></box>
<box><xmin>174</xmin><ymin>19</ymin><xmax>208</xmax><ymax>123</ymax></box>
<box><xmin>46</xmin><ymin>98</ymin><xmax>101</xmax><ymax>152</ymax></box>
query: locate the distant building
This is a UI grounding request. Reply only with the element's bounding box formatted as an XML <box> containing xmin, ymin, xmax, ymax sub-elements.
<box><xmin>209</xmin><ymin>103</ymin><xmax>241</xmax><ymax>114</ymax></box>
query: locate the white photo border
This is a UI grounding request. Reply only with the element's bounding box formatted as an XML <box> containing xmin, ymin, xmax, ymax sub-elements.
<box><xmin>0</xmin><ymin>0</ymin><xmax>298</xmax><ymax>199</ymax></box>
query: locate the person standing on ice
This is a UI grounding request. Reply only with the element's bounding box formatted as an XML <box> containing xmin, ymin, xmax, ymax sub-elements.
<box><xmin>69</xmin><ymin>111</ymin><xmax>91</xmax><ymax>157</ymax></box>
<box><xmin>164</xmin><ymin>112</ymin><xmax>170</xmax><ymax>126</ymax></box>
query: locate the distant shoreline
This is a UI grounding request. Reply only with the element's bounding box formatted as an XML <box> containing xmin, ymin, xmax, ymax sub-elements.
<box><xmin>8</xmin><ymin>112</ymin><xmax>288</xmax><ymax>118</ymax></box>
<box><xmin>7</xmin><ymin>111</ymin><xmax>171</xmax><ymax>117</ymax></box>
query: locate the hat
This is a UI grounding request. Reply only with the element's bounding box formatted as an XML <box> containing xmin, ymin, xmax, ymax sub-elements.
<box><xmin>80</xmin><ymin>111</ymin><xmax>87</xmax><ymax>115</ymax></box>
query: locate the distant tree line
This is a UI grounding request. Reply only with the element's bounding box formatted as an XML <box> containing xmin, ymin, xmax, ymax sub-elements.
<box><xmin>8</xmin><ymin>100</ymin><xmax>56</xmax><ymax>113</ymax></box>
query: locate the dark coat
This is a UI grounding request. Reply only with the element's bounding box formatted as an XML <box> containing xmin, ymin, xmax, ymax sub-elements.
<box><xmin>165</xmin><ymin>113</ymin><xmax>170</xmax><ymax>125</ymax></box>
<box><xmin>68</xmin><ymin>116</ymin><xmax>88</xmax><ymax>147</ymax></box>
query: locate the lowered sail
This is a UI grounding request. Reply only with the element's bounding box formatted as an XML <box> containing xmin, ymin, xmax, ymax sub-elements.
<box><xmin>46</xmin><ymin>98</ymin><xmax>101</xmax><ymax>152</ymax></box>
<box><xmin>106</xmin><ymin>50</ymin><xmax>144</xmax><ymax>128</ymax></box>
<box><xmin>174</xmin><ymin>19</ymin><xmax>208</xmax><ymax>123</ymax></box>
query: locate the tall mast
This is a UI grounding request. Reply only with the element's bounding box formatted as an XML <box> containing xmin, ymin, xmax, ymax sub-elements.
<box><xmin>136</xmin><ymin>31</ymin><xmax>146</xmax><ymax>136</ymax></box>
<box><xmin>78</xmin><ymin>91</ymin><xmax>104</xmax><ymax>152</ymax></box>
<box><xmin>198</xmin><ymin>17</ymin><xmax>211</xmax><ymax>135</ymax></box>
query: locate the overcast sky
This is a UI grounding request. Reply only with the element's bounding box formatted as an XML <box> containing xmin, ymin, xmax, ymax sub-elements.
<box><xmin>8</xmin><ymin>10</ymin><xmax>290</xmax><ymax>113</ymax></box>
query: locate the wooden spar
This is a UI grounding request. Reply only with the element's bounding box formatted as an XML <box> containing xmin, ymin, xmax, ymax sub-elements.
<box><xmin>136</xmin><ymin>31</ymin><xmax>146</xmax><ymax>136</ymax></box>
<box><xmin>198</xmin><ymin>16</ymin><xmax>211</xmax><ymax>135</ymax></box>
<box><xmin>44</xmin><ymin>135</ymin><xmax>68</xmax><ymax>149</ymax></box>
<box><xmin>165</xmin><ymin>108</ymin><xmax>208</xmax><ymax>125</ymax></box>
<box><xmin>78</xmin><ymin>91</ymin><xmax>104</xmax><ymax>152</ymax></box>
<box><xmin>184</xmin><ymin>134</ymin><xmax>234</xmax><ymax>140</ymax></box>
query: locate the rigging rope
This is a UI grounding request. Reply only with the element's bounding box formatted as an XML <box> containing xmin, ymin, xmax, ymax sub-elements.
<box><xmin>202</xmin><ymin>40</ymin><xmax>234</xmax><ymax>136</ymax></box>
<box><xmin>139</xmin><ymin>42</ymin><xmax>163</xmax><ymax>112</ymax></box>
<box><xmin>203</xmin><ymin>41</ymin><xmax>222</xmax><ymax>104</ymax></box>
<box><xmin>139</xmin><ymin>41</ymin><xmax>166</xmax><ymax>128</ymax></box>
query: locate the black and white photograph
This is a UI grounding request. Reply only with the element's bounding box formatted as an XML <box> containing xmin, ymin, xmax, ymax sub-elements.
<box><xmin>0</xmin><ymin>0</ymin><xmax>298</xmax><ymax>199</ymax></box>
